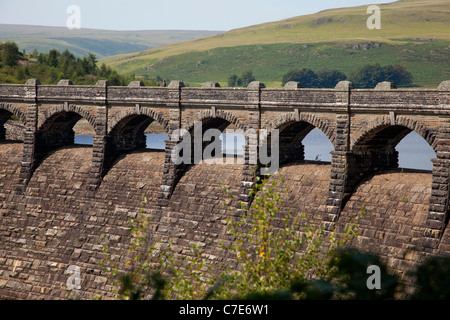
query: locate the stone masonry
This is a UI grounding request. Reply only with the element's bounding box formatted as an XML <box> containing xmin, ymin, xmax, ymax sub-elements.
<box><xmin>0</xmin><ymin>78</ymin><xmax>449</xmax><ymax>299</ymax></box>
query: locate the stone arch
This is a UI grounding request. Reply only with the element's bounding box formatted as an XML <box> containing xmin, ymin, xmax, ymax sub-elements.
<box><xmin>0</xmin><ymin>103</ymin><xmax>27</xmax><ymax>141</ymax></box>
<box><xmin>161</xmin><ymin>109</ymin><xmax>249</xmax><ymax>201</ymax></box>
<box><xmin>0</xmin><ymin>103</ymin><xmax>27</xmax><ymax>124</ymax></box>
<box><xmin>33</xmin><ymin>106</ymin><xmax>97</xmax><ymax>175</ymax></box>
<box><xmin>264</xmin><ymin>112</ymin><xmax>335</xmax><ymax>165</ymax></box>
<box><xmin>268</xmin><ymin>112</ymin><xmax>335</xmax><ymax>145</ymax></box>
<box><xmin>108</xmin><ymin>108</ymin><xmax>169</xmax><ymax>135</ymax></box>
<box><xmin>183</xmin><ymin>109</ymin><xmax>247</xmax><ymax>133</ymax></box>
<box><xmin>351</xmin><ymin>115</ymin><xmax>438</xmax><ymax>154</ymax></box>
<box><xmin>179</xmin><ymin>109</ymin><xmax>250</xmax><ymax>166</ymax></box>
<box><xmin>340</xmin><ymin>116</ymin><xmax>438</xmax><ymax>213</ymax></box>
<box><xmin>17</xmin><ymin>105</ymin><xmax>98</xmax><ymax>189</ymax></box>
<box><xmin>38</xmin><ymin>104</ymin><xmax>97</xmax><ymax>133</ymax></box>
<box><xmin>101</xmin><ymin>109</ymin><xmax>168</xmax><ymax>179</ymax></box>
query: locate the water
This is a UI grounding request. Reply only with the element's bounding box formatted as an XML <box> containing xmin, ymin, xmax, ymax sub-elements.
<box><xmin>73</xmin><ymin>134</ymin><xmax>168</xmax><ymax>150</ymax></box>
<box><xmin>395</xmin><ymin>131</ymin><xmax>435</xmax><ymax>171</ymax></box>
<box><xmin>302</xmin><ymin>129</ymin><xmax>334</xmax><ymax>162</ymax></box>
<box><xmin>146</xmin><ymin>133</ymin><xmax>169</xmax><ymax>150</ymax></box>
<box><xmin>74</xmin><ymin>135</ymin><xmax>93</xmax><ymax>145</ymax></box>
<box><xmin>74</xmin><ymin>133</ymin><xmax>245</xmax><ymax>154</ymax></box>
<box><xmin>74</xmin><ymin>129</ymin><xmax>436</xmax><ymax>171</ymax></box>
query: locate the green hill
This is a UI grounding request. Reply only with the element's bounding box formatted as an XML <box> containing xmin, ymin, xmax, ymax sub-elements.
<box><xmin>0</xmin><ymin>24</ymin><xmax>220</xmax><ymax>58</ymax></box>
<box><xmin>100</xmin><ymin>0</ymin><xmax>450</xmax><ymax>88</ymax></box>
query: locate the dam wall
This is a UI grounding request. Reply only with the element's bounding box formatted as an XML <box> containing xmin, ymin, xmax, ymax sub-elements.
<box><xmin>0</xmin><ymin>142</ymin><xmax>446</xmax><ymax>299</ymax></box>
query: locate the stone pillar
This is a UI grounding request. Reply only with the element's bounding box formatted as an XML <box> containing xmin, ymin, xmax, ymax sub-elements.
<box><xmin>159</xmin><ymin>138</ymin><xmax>182</xmax><ymax>206</ymax></box>
<box><xmin>238</xmin><ymin>131</ymin><xmax>258</xmax><ymax>208</ymax></box>
<box><xmin>323</xmin><ymin>81</ymin><xmax>354</xmax><ymax>229</ymax></box>
<box><xmin>323</xmin><ymin>116</ymin><xmax>350</xmax><ymax>229</ymax></box>
<box><xmin>16</xmin><ymin>105</ymin><xmax>38</xmax><ymax>194</ymax></box>
<box><xmin>237</xmin><ymin>82</ymin><xmax>264</xmax><ymax>210</ymax></box>
<box><xmin>423</xmin><ymin>84</ymin><xmax>450</xmax><ymax>249</ymax></box>
<box><xmin>87</xmin><ymin>106</ymin><xmax>108</xmax><ymax>194</ymax></box>
<box><xmin>85</xmin><ymin>81</ymin><xmax>109</xmax><ymax>195</ymax></box>
<box><xmin>158</xmin><ymin>81</ymin><xmax>184</xmax><ymax>205</ymax></box>
<box><xmin>424</xmin><ymin>157</ymin><xmax>450</xmax><ymax>249</ymax></box>
<box><xmin>16</xmin><ymin>80</ymin><xmax>40</xmax><ymax>194</ymax></box>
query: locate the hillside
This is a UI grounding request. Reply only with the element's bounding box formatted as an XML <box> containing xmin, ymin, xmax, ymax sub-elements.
<box><xmin>0</xmin><ymin>24</ymin><xmax>221</xmax><ymax>58</ymax></box>
<box><xmin>100</xmin><ymin>0</ymin><xmax>450</xmax><ymax>88</ymax></box>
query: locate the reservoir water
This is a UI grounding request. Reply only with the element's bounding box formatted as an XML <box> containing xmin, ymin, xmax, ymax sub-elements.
<box><xmin>74</xmin><ymin>129</ymin><xmax>436</xmax><ymax>171</ymax></box>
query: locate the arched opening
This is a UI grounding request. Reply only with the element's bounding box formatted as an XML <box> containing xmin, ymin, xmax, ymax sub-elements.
<box><xmin>337</xmin><ymin>125</ymin><xmax>438</xmax><ymax>265</ymax></box>
<box><xmin>165</xmin><ymin>117</ymin><xmax>248</xmax><ymax>198</ymax></box>
<box><xmin>145</xmin><ymin>121</ymin><xmax>168</xmax><ymax>150</ymax></box>
<box><xmin>194</xmin><ymin>117</ymin><xmax>231</xmax><ymax>162</ymax></box>
<box><xmin>104</xmin><ymin>114</ymin><xmax>169</xmax><ymax>177</ymax></box>
<box><xmin>276</xmin><ymin>121</ymin><xmax>335</xmax><ymax>165</ymax></box>
<box><xmin>396</xmin><ymin>131</ymin><xmax>436</xmax><ymax>171</ymax></box>
<box><xmin>35</xmin><ymin>111</ymin><xmax>94</xmax><ymax>167</ymax></box>
<box><xmin>108</xmin><ymin>114</ymin><xmax>153</xmax><ymax>152</ymax></box>
<box><xmin>37</xmin><ymin>111</ymin><xmax>87</xmax><ymax>147</ymax></box>
<box><xmin>221</xmin><ymin>124</ymin><xmax>246</xmax><ymax>157</ymax></box>
<box><xmin>0</xmin><ymin>108</ymin><xmax>25</xmax><ymax>191</ymax></box>
<box><xmin>352</xmin><ymin>125</ymin><xmax>436</xmax><ymax>173</ymax></box>
<box><xmin>176</xmin><ymin>117</ymin><xmax>248</xmax><ymax>165</ymax></box>
<box><xmin>303</xmin><ymin>128</ymin><xmax>334</xmax><ymax>162</ymax></box>
<box><xmin>0</xmin><ymin>109</ymin><xmax>24</xmax><ymax>142</ymax></box>
<box><xmin>73</xmin><ymin>118</ymin><xmax>94</xmax><ymax>146</ymax></box>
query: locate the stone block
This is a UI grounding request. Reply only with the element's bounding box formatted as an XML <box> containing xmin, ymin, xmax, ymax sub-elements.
<box><xmin>374</xmin><ymin>81</ymin><xmax>397</xmax><ymax>90</ymax></box>
<box><xmin>247</xmin><ymin>81</ymin><xmax>265</xmax><ymax>89</ymax></box>
<box><xmin>128</xmin><ymin>81</ymin><xmax>144</xmax><ymax>87</ymax></box>
<box><xmin>168</xmin><ymin>80</ymin><xmax>185</xmax><ymax>88</ymax></box>
<box><xmin>283</xmin><ymin>81</ymin><xmax>302</xmax><ymax>89</ymax></box>
<box><xmin>57</xmin><ymin>79</ymin><xmax>73</xmax><ymax>86</ymax></box>
<box><xmin>202</xmin><ymin>82</ymin><xmax>221</xmax><ymax>88</ymax></box>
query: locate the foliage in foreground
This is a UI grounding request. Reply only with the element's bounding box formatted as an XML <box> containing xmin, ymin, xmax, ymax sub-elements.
<box><xmin>217</xmin><ymin>173</ymin><xmax>360</xmax><ymax>299</ymax></box>
<box><xmin>98</xmin><ymin>171</ymin><xmax>361</xmax><ymax>300</ymax></box>
<box><xmin>97</xmin><ymin>171</ymin><xmax>450</xmax><ymax>300</ymax></box>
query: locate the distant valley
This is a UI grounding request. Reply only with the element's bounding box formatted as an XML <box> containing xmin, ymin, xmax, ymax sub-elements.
<box><xmin>0</xmin><ymin>24</ymin><xmax>221</xmax><ymax>58</ymax></box>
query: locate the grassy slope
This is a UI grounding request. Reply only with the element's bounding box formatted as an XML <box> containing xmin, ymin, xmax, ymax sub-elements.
<box><xmin>100</xmin><ymin>0</ymin><xmax>450</xmax><ymax>87</ymax></box>
<box><xmin>0</xmin><ymin>24</ymin><xmax>221</xmax><ymax>58</ymax></box>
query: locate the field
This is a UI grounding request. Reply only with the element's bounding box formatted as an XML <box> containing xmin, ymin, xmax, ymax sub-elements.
<box><xmin>104</xmin><ymin>40</ymin><xmax>450</xmax><ymax>88</ymax></box>
<box><xmin>99</xmin><ymin>0</ymin><xmax>450</xmax><ymax>88</ymax></box>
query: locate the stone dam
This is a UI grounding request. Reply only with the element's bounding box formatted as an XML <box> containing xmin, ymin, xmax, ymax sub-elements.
<box><xmin>0</xmin><ymin>79</ymin><xmax>449</xmax><ymax>299</ymax></box>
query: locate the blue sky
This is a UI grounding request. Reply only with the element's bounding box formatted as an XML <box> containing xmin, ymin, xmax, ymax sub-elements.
<box><xmin>0</xmin><ymin>0</ymin><xmax>394</xmax><ymax>31</ymax></box>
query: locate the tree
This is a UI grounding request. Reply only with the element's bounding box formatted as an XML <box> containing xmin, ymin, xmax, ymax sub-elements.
<box><xmin>227</xmin><ymin>71</ymin><xmax>255</xmax><ymax>87</ymax></box>
<box><xmin>281</xmin><ymin>68</ymin><xmax>319</xmax><ymax>87</ymax></box>
<box><xmin>14</xmin><ymin>66</ymin><xmax>26</xmax><ymax>81</ymax></box>
<box><xmin>227</xmin><ymin>74</ymin><xmax>239</xmax><ymax>87</ymax></box>
<box><xmin>240</xmin><ymin>70</ymin><xmax>255</xmax><ymax>87</ymax></box>
<box><xmin>47</xmin><ymin>49</ymin><xmax>59</xmax><ymax>68</ymax></box>
<box><xmin>60</xmin><ymin>49</ymin><xmax>76</xmax><ymax>66</ymax></box>
<box><xmin>1</xmin><ymin>41</ymin><xmax>20</xmax><ymax>67</ymax></box>
<box><xmin>97</xmin><ymin>169</ymin><xmax>361</xmax><ymax>300</ymax></box>
<box><xmin>87</xmin><ymin>53</ymin><xmax>98</xmax><ymax>74</ymax></box>
<box><xmin>37</xmin><ymin>53</ymin><xmax>46</xmax><ymax>64</ymax></box>
<box><xmin>317</xmin><ymin>69</ymin><xmax>347</xmax><ymax>88</ymax></box>
<box><xmin>351</xmin><ymin>63</ymin><xmax>413</xmax><ymax>88</ymax></box>
<box><xmin>382</xmin><ymin>63</ymin><xmax>413</xmax><ymax>87</ymax></box>
<box><xmin>216</xmin><ymin>172</ymin><xmax>360</xmax><ymax>299</ymax></box>
<box><xmin>410</xmin><ymin>255</ymin><xmax>450</xmax><ymax>300</ymax></box>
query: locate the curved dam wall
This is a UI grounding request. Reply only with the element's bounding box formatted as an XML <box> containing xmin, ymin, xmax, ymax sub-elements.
<box><xmin>0</xmin><ymin>142</ymin><xmax>448</xmax><ymax>299</ymax></box>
